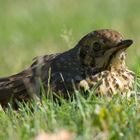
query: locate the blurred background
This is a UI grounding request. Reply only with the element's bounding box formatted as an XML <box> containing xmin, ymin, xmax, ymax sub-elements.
<box><xmin>0</xmin><ymin>0</ymin><xmax>139</xmax><ymax>76</ymax></box>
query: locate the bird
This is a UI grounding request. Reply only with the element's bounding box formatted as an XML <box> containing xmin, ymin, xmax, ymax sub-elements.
<box><xmin>0</xmin><ymin>29</ymin><xmax>135</xmax><ymax>107</ymax></box>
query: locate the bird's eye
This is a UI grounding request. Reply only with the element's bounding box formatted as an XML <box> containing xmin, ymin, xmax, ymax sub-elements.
<box><xmin>93</xmin><ymin>42</ymin><xmax>101</xmax><ymax>51</ymax></box>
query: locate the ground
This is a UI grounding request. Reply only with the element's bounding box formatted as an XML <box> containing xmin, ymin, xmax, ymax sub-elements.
<box><xmin>0</xmin><ymin>0</ymin><xmax>140</xmax><ymax>140</ymax></box>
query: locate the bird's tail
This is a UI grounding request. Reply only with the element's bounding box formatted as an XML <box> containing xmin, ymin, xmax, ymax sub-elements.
<box><xmin>0</xmin><ymin>70</ymin><xmax>41</xmax><ymax>107</ymax></box>
<box><xmin>0</xmin><ymin>75</ymin><xmax>29</xmax><ymax>107</ymax></box>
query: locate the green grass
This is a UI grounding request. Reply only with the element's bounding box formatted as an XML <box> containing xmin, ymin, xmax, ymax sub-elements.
<box><xmin>0</xmin><ymin>0</ymin><xmax>140</xmax><ymax>139</ymax></box>
<box><xmin>1</xmin><ymin>90</ymin><xmax>140</xmax><ymax>140</ymax></box>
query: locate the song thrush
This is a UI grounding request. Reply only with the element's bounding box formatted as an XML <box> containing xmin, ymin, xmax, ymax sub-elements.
<box><xmin>0</xmin><ymin>29</ymin><xmax>135</xmax><ymax>107</ymax></box>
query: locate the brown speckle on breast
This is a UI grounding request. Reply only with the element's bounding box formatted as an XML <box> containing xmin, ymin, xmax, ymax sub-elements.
<box><xmin>104</xmin><ymin>78</ymin><xmax>109</xmax><ymax>87</ymax></box>
<box><xmin>122</xmin><ymin>74</ymin><xmax>129</xmax><ymax>80</ymax></box>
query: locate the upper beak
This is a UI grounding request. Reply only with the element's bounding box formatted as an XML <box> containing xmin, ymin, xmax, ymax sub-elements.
<box><xmin>116</xmin><ymin>39</ymin><xmax>133</xmax><ymax>49</ymax></box>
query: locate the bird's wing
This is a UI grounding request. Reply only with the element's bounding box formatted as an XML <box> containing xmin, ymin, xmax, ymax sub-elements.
<box><xmin>31</xmin><ymin>53</ymin><xmax>60</xmax><ymax>68</ymax></box>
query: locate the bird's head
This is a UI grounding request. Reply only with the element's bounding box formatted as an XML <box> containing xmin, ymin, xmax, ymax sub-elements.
<box><xmin>78</xmin><ymin>29</ymin><xmax>133</xmax><ymax>71</ymax></box>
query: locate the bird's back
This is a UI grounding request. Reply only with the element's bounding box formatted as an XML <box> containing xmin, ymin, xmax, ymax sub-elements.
<box><xmin>0</xmin><ymin>47</ymin><xmax>84</xmax><ymax>106</ymax></box>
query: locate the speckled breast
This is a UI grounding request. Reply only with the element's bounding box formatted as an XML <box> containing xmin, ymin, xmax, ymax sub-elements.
<box><xmin>79</xmin><ymin>69</ymin><xmax>135</xmax><ymax>96</ymax></box>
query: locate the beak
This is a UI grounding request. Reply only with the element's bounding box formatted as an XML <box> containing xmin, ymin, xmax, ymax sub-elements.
<box><xmin>116</xmin><ymin>39</ymin><xmax>133</xmax><ymax>49</ymax></box>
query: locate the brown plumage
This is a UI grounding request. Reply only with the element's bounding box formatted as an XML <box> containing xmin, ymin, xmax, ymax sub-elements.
<box><xmin>0</xmin><ymin>29</ymin><xmax>135</xmax><ymax>107</ymax></box>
